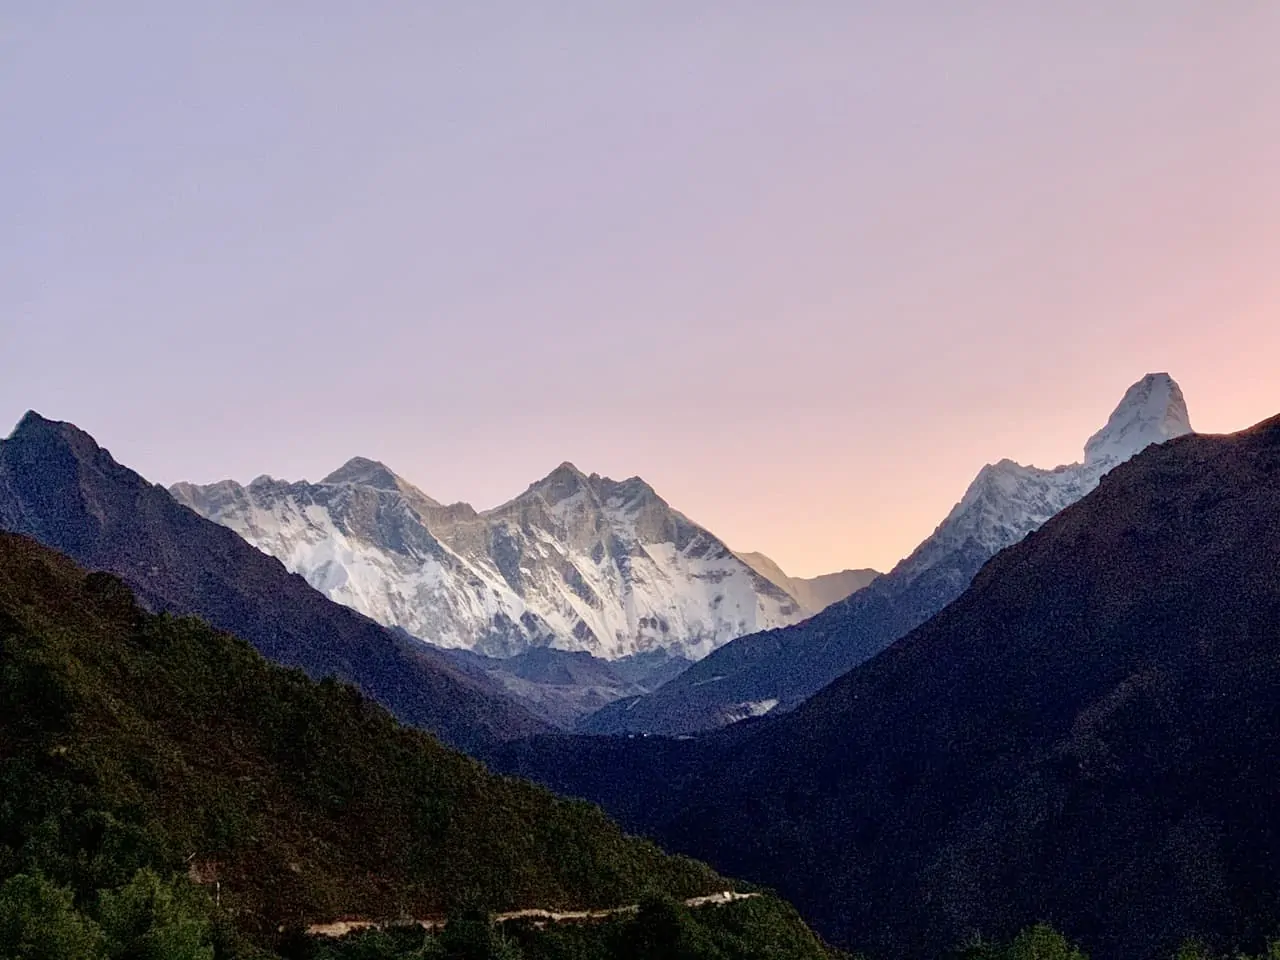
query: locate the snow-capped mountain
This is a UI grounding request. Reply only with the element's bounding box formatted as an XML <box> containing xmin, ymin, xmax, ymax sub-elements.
<box><xmin>583</xmin><ymin>372</ymin><xmax>1195</xmax><ymax>735</ymax></box>
<box><xmin>171</xmin><ymin>461</ymin><xmax>805</xmax><ymax>661</ymax></box>
<box><xmin>891</xmin><ymin>372</ymin><xmax>1192</xmax><ymax>596</ymax></box>
<box><xmin>893</xmin><ymin>371</ymin><xmax>1193</xmax><ymax>591</ymax></box>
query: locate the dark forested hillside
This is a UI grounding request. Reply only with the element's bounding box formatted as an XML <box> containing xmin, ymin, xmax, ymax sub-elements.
<box><xmin>0</xmin><ymin>530</ymin><xmax>735</xmax><ymax>948</ymax></box>
<box><xmin>655</xmin><ymin>415</ymin><xmax>1280</xmax><ymax>958</ymax></box>
<box><xmin>0</xmin><ymin>412</ymin><xmax>547</xmax><ymax>751</ymax></box>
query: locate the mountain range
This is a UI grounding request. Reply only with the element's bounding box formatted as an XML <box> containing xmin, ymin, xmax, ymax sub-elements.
<box><xmin>582</xmin><ymin>372</ymin><xmax>1193</xmax><ymax>734</ymax></box>
<box><xmin>172</xmin><ymin>461</ymin><xmax>873</xmax><ymax>666</ymax></box>
<box><xmin>492</xmin><ymin>407</ymin><xmax>1280</xmax><ymax>959</ymax></box>
<box><xmin>439</xmin><ymin>646</ymin><xmax>694</xmax><ymax>728</ymax></box>
<box><xmin>6</xmin><ymin>373</ymin><xmax>1278</xmax><ymax>959</ymax></box>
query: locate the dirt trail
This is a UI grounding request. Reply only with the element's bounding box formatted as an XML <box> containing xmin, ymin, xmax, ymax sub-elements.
<box><xmin>306</xmin><ymin>890</ymin><xmax>761</xmax><ymax>938</ymax></box>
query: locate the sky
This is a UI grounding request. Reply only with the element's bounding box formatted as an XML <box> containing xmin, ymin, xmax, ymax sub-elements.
<box><xmin>2</xmin><ymin>3</ymin><xmax>1277</xmax><ymax>577</ymax></box>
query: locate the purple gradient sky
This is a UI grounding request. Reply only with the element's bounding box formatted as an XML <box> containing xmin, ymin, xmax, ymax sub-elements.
<box><xmin>3</xmin><ymin>4</ymin><xmax>1277</xmax><ymax>576</ymax></box>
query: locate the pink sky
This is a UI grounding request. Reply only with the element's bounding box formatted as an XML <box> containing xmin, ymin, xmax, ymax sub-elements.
<box><xmin>3</xmin><ymin>4</ymin><xmax>1277</xmax><ymax>575</ymax></box>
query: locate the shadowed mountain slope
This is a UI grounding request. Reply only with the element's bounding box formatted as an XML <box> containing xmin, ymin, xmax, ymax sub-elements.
<box><xmin>646</xmin><ymin>414</ymin><xmax>1280</xmax><ymax>958</ymax></box>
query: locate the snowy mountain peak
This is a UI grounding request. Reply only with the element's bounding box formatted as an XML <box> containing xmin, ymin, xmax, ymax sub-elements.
<box><xmin>525</xmin><ymin>461</ymin><xmax>591</xmax><ymax>505</ymax></box>
<box><xmin>899</xmin><ymin>372</ymin><xmax>1194</xmax><ymax>587</ymax></box>
<box><xmin>322</xmin><ymin>456</ymin><xmax>404</xmax><ymax>490</ymax></box>
<box><xmin>171</xmin><ymin>460</ymin><xmax>804</xmax><ymax>662</ymax></box>
<box><xmin>319</xmin><ymin>456</ymin><xmax>444</xmax><ymax>508</ymax></box>
<box><xmin>1084</xmin><ymin>373</ymin><xmax>1192</xmax><ymax>467</ymax></box>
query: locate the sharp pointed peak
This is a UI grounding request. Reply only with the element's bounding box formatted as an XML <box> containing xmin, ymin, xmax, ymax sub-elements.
<box><xmin>549</xmin><ymin>460</ymin><xmax>587</xmax><ymax>479</ymax></box>
<box><xmin>5</xmin><ymin>410</ymin><xmax>103</xmax><ymax>456</ymax></box>
<box><xmin>520</xmin><ymin>460</ymin><xmax>587</xmax><ymax>490</ymax></box>
<box><xmin>523</xmin><ymin>460</ymin><xmax>590</xmax><ymax>499</ymax></box>
<box><xmin>1084</xmin><ymin>372</ymin><xmax>1193</xmax><ymax>466</ymax></box>
<box><xmin>9</xmin><ymin>410</ymin><xmax>69</xmax><ymax>440</ymax></box>
<box><xmin>318</xmin><ymin>457</ymin><xmax>442</xmax><ymax>507</ymax></box>
<box><xmin>13</xmin><ymin>409</ymin><xmax>50</xmax><ymax>433</ymax></box>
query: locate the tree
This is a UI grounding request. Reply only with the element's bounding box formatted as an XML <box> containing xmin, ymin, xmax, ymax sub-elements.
<box><xmin>96</xmin><ymin>869</ymin><xmax>214</xmax><ymax>960</ymax></box>
<box><xmin>622</xmin><ymin>895</ymin><xmax>721</xmax><ymax>960</ymax></box>
<box><xmin>0</xmin><ymin>873</ymin><xmax>103</xmax><ymax>960</ymax></box>
<box><xmin>438</xmin><ymin>911</ymin><xmax>524</xmax><ymax>960</ymax></box>
<box><xmin>1005</xmin><ymin>924</ymin><xmax>1087</xmax><ymax>960</ymax></box>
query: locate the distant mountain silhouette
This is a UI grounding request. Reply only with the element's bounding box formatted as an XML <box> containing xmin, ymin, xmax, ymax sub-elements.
<box><xmin>0</xmin><ymin>412</ymin><xmax>548</xmax><ymax>751</ymax></box>
<box><xmin>733</xmin><ymin>550</ymin><xmax>879</xmax><ymax>616</ymax></box>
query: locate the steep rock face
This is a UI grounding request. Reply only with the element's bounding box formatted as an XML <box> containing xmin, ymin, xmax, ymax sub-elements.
<box><xmin>583</xmin><ymin>373</ymin><xmax>1193</xmax><ymax>734</ymax></box>
<box><xmin>172</xmin><ymin>462</ymin><xmax>804</xmax><ymax>661</ymax></box>
<box><xmin>0</xmin><ymin>412</ymin><xmax>549</xmax><ymax>752</ymax></box>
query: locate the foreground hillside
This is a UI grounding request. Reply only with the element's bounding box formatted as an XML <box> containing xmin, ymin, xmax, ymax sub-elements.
<box><xmin>496</xmin><ymin>412</ymin><xmax>1280</xmax><ymax>959</ymax></box>
<box><xmin>666</xmin><ymin>414</ymin><xmax>1280</xmax><ymax>956</ymax></box>
<box><xmin>0</xmin><ymin>412</ymin><xmax>548</xmax><ymax>751</ymax></box>
<box><xmin>0</xmin><ymin>531</ymin><xmax>747</xmax><ymax>949</ymax></box>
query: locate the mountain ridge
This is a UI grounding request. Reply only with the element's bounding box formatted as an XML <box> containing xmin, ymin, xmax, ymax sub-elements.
<box><xmin>655</xmin><ymin>409</ymin><xmax>1279</xmax><ymax>958</ymax></box>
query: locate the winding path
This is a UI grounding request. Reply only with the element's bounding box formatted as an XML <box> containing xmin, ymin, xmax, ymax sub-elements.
<box><xmin>306</xmin><ymin>890</ymin><xmax>761</xmax><ymax>938</ymax></box>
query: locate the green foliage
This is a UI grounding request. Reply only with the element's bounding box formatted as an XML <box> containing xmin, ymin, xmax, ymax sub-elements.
<box><xmin>97</xmin><ymin>868</ymin><xmax>215</xmax><ymax>960</ymax></box>
<box><xmin>511</xmin><ymin>896</ymin><xmax>832</xmax><ymax>960</ymax></box>
<box><xmin>1005</xmin><ymin>924</ymin><xmax>1087</xmax><ymax>960</ymax></box>
<box><xmin>436</xmin><ymin>911</ymin><xmax>525</xmax><ymax>960</ymax></box>
<box><xmin>951</xmin><ymin>925</ymin><xmax>1089</xmax><ymax>960</ymax></box>
<box><xmin>0</xmin><ymin>873</ymin><xmax>102</xmax><ymax>960</ymax></box>
<box><xmin>1172</xmin><ymin>940</ymin><xmax>1217</xmax><ymax>960</ymax></box>
<box><xmin>626</xmin><ymin>895</ymin><xmax>709</xmax><ymax>957</ymax></box>
<box><xmin>0</xmin><ymin>869</ymin><xmax>226</xmax><ymax>960</ymax></box>
<box><xmin>314</xmin><ymin>897</ymin><xmax>835</xmax><ymax>960</ymax></box>
<box><xmin>0</xmin><ymin>533</ymin><xmax>727</xmax><ymax>952</ymax></box>
<box><xmin>1170</xmin><ymin>937</ymin><xmax>1280</xmax><ymax>960</ymax></box>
